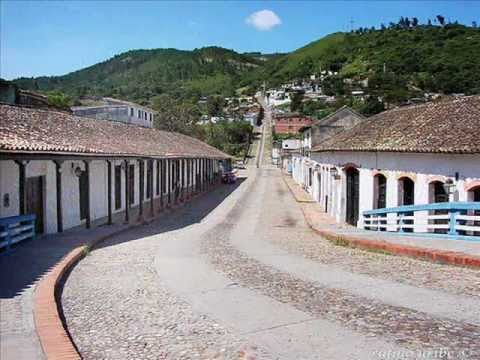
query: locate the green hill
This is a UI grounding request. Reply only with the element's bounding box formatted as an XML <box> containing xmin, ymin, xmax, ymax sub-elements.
<box><xmin>13</xmin><ymin>23</ymin><xmax>480</xmax><ymax>105</ymax></box>
<box><xmin>13</xmin><ymin>47</ymin><xmax>262</xmax><ymax>104</ymax></box>
<box><xmin>242</xmin><ymin>24</ymin><xmax>480</xmax><ymax>99</ymax></box>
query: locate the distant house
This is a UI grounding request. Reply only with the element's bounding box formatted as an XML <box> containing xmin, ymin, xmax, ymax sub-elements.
<box><xmin>300</xmin><ymin>106</ymin><xmax>365</xmax><ymax>156</ymax></box>
<box><xmin>72</xmin><ymin>97</ymin><xmax>155</xmax><ymax>128</ymax></box>
<box><xmin>291</xmin><ymin>97</ymin><xmax>480</xmax><ymax>237</ymax></box>
<box><xmin>0</xmin><ymin>80</ymin><xmax>64</xmax><ymax>111</ymax></box>
<box><xmin>273</xmin><ymin>113</ymin><xmax>313</xmax><ymax>135</ymax></box>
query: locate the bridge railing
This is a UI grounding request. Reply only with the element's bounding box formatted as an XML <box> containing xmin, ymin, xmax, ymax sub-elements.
<box><xmin>0</xmin><ymin>214</ymin><xmax>36</xmax><ymax>250</ymax></box>
<box><xmin>362</xmin><ymin>202</ymin><xmax>480</xmax><ymax>239</ymax></box>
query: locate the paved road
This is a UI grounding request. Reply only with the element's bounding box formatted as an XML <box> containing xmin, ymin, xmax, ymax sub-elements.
<box><xmin>62</xmin><ymin>164</ymin><xmax>480</xmax><ymax>360</ymax></box>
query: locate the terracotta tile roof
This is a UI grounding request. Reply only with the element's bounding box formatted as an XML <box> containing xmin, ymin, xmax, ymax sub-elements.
<box><xmin>312</xmin><ymin>96</ymin><xmax>480</xmax><ymax>154</ymax></box>
<box><xmin>0</xmin><ymin>104</ymin><xmax>230</xmax><ymax>159</ymax></box>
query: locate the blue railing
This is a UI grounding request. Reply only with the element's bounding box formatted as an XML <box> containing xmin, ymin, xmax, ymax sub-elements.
<box><xmin>0</xmin><ymin>214</ymin><xmax>36</xmax><ymax>250</ymax></box>
<box><xmin>362</xmin><ymin>202</ymin><xmax>480</xmax><ymax>240</ymax></box>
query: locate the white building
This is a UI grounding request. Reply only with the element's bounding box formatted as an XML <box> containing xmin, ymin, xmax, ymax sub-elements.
<box><xmin>72</xmin><ymin>97</ymin><xmax>155</xmax><ymax>128</ymax></box>
<box><xmin>0</xmin><ymin>104</ymin><xmax>230</xmax><ymax>243</ymax></box>
<box><xmin>292</xmin><ymin>97</ymin><xmax>480</xmax><ymax>237</ymax></box>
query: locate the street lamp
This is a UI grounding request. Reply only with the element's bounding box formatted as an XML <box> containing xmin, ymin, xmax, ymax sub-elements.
<box><xmin>442</xmin><ymin>178</ymin><xmax>456</xmax><ymax>195</ymax></box>
<box><xmin>330</xmin><ymin>167</ymin><xmax>340</xmax><ymax>180</ymax></box>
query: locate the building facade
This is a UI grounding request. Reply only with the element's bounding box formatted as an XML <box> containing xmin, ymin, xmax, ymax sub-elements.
<box><xmin>72</xmin><ymin>97</ymin><xmax>155</xmax><ymax>128</ymax></box>
<box><xmin>273</xmin><ymin>114</ymin><xmax>313</xmax><ymax>135</ymax></box>
<box><xmin>292</xmin><ymin>97</ymin><xmax>480</xmax><ymax>236</ymax></box>
<box><xmin>0</xmin><ymin>104</ymin><xmax>230</xmax><ymax>240</ymax></box>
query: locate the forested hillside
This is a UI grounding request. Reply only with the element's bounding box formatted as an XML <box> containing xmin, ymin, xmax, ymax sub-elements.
<box><xmin>12</xmin><ymin>20</ymin><xmax>480</xmax><ymax>105</ymax></box>
<box><xmin>14</xmin><ymin>47</ymin><xmax>261</xmax><ymax>104</ymax></box>
<box><xmin>243</xmin><ymin>22</ymin><xmax>480</xmax><ymax>101</ymax></box>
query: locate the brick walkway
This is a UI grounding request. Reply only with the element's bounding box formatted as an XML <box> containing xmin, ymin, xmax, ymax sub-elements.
<box><xmin>283</xmin><ymin>174</ymin><xmax>480</xmax><ymax>267</ymax></box>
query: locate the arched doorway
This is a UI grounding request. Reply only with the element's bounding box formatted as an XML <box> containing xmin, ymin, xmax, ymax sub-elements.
<box><xmin>398</xmin><ymin>177</ymin><xmax>415</xmax><ymax>232</ymax></box>
<box><xmin>373</xmin><ymin>174</ymin><xmax>387</xmax><ymax>209</ymax></box>
<box><xmin>468</xmin><ymin>186</ymin><xmax>480</xmax><ymax>236</ymax></box>
<box><xmin>429</xmin><ymin>181</ymin><xmax>448</xmax><ymax>233</ymax></box>
<box><xmin>346</xmin><ymin>167</ymin><xmax>360</xmax><ymax>226</ymax></box>
<box><xmin>398</xmin><ymin>177</ymin><xmax>415</xmax><ymax>206</ymax></box>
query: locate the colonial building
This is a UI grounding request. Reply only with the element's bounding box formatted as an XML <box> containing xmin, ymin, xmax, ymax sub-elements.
<box><xmin>300</xmin><ymin>106</ymin><xmax>364</xmax><ymax>156</ymax></box>
<box><xmin>72</xmin><ymin>97</ymin><xmax>155</xmax><ymax>128</ymax></box>
<box><xmin>273</xmin><ymin>113</ymin><xmax>313</xmax><ymax>135</ymax></box>
<box><xmin>292</xmin><ymin>97</ymin><xmax>480</xmax><ymax>237</ymax></box>
<box><xmin>0</xmin><ymin>103</ymin><xmax>230</xmax><ymax>244</ymax></box>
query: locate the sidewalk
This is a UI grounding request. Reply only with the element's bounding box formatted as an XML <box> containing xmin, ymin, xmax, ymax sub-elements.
<box><xmin>0</xmin><ymin>191</ymin><xmax>209</xmax><ymax>360</ymax></box>
<box><xmin>283</xmin><ymin>174</ymin><xmax>480</xmax><ymax>268</ymax></box>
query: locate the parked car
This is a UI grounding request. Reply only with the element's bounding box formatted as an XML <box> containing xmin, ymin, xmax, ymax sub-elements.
<box><xmin>235</xmin><ymin>160</ymin><xmax>246</xmax><ymax>169</ymax></box>
<box><xmin>222</xmin><ymin>171</ymin><xmax>237</xmax><ymax>184</ymax></box>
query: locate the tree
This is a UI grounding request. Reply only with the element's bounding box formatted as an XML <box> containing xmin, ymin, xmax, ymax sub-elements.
<box><xmin>290</xmin><ymin>91</ymin><xmax>304</xmax><ymax>112</ymax></box>
<box><xmin>47</xmin><ymin>91</ymin><xmax>72</xmax><ymax>110</ymax></box>
<box><xmin>359</xmin><ymin>96</ymin><xmax>385</xmax><ymax>116</ymax></box>
<box><xmin>427</xmin><ymin>19</ymin><xmax>432</xmax><ymax>26</ymax></box>
<box><xmin>472</xmin><ymin>21</ymin><xmax>478</xmax><ymax>28</ymax></box>
<box><xmin>437</xmin><ymin>15</ymin><xmax>445</xmax><ymax>26</ymax></box>
<box><xmin>206</xmin><ymin>95</ymin><xmax>225</xmax><ymax>117</ymax></box>
<box><xmin>412</xmin><ymin>17</ymin><xmax>419</xmax><ymax>27</ymax></box>
<box><xmin>151</xmin><ymin>94</ymin><xmax>200</xmax><ymax>135</ymax></box>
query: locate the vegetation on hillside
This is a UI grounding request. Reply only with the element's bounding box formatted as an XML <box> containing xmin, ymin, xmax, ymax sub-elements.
<box><xmin>242</xmin><ymin>20</ymin><xmax>480</xmax><ymax>101</ymax></box>
<box><xmin>14</xmin><ymin>47</ymin><xmax>261</xmax><ymax>104</ymax></box>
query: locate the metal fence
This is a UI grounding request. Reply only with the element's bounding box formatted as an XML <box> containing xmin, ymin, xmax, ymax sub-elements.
<box><xmin>0</xmin><ymin>214</ymin><xmax>36</xmax><ymax>250</ymax></box>
<box><xmin>362</xmin><ymin>202</ymin><xmax>480</xmax><ymax>240</ymax></box>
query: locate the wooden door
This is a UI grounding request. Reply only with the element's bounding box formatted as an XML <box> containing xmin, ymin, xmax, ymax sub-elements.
<box><xmin>346</xmin><ymin>168</ymin><xmax>359</xmax><ymax>226</ymax></box>
<box><xmin>26</xmin><ymin>176</ymin><xmax>44</xmax><ymax>233</ymax></box>
<box><xmin>400</xmin><ymin>178</ymin><xmax>415</xmax><ymax>232</ymax></box>
<box><xmin>79</xmin><ymin>171</ymin><xmax>88</xmax><ymax>220</ymax></box>
<box><xmin>432</xmin><ymin>181</ymin><xmax>448</xmax><ymax>233</ymax></box>
<box><xmin>376</xmin><ymin>175</ymin><xmax>387</xmax><ymax>209</ymax></box>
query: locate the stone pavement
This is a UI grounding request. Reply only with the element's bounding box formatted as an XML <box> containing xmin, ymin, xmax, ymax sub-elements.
<box><xmin>61</xmin><ymin>167</ymin><xmax>480</xmax><ymax>359</ymax></box>
<box><xmin>0</xmin><ymin>204</ymin><xmax>160</xmax><ymax>360</ymax></box>
<box><xmin>283</xmin><ymin>174</ymin><xmax>480</xmax><ymax>265</ymax></box>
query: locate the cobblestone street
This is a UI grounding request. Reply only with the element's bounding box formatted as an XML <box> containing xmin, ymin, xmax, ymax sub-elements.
<box><xmin>61</xmin><ymin>166</ymin><xmax>480</xmax><ymax>359</ymax></box>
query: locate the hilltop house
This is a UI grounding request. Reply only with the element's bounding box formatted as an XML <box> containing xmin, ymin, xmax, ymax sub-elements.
<box><xmin>273</xmin><ymin>113</ymin><xmax>313</xmax><ymax>135</ymax></box>
<box><xmin>291</xmin><ymin>97</ymin><xmax>480</xmax><ymax>236</ymax></box>
<box><xmin>0</xmin><ymin>104</ymin><xmax>230</xmax><ymax>243</ymax></box>
<box><xmin>72</xmin><ymin>97</ymin><xmax>155</xmax><ymax>128</ymax></box>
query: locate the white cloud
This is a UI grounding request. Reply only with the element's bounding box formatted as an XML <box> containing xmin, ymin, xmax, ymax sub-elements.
<box><xmin>245</xmin><ymin>9</ymin><xmax>282</xmax><ymax>31</ymax></box>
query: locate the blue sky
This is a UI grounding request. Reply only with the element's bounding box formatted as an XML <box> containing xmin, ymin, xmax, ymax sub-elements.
<box><xmin>1</xmin><ymin>0</ymin><xmax>478</xmax><ymax>79</ymax></box>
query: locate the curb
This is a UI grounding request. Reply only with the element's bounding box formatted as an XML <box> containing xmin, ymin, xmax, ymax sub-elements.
<box><xmin>34</xmin><ymin>185</ymin><xmax>221</xmax><ymax>359</ymax></box>
<box><xmin>282</xmin><ymin>174</ymin><xmax>480</xmax><ymax>269</ymax></box>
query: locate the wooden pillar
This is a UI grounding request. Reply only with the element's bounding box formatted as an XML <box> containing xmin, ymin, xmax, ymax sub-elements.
<box><xmin>156</xmin><ymin>160</ymin><xmax>160</xmax><ymax>199</ymax></box>
<box><xmin>187</xmin><ymin>158</ymin><xmax>191</xmax><ymax>198</ymax></box>
<box><xmin>54</xmin><ymin>160</ymin><xmax>64</xmax><ymax>232</ymax></box>
<box><xmin>158</xmin><ymin>160</ymin><xmax>163</xmax><ymax>211</ymax></box>
<box><xmin>14</xmin><ymin>160</ymin><xmax>28</xmax><ymax>215</ymax></box>
<box><xmin>138</xmin><ymin>159</ymin><xmax>144</xmax><ymax>221</ymax></box>
<box><xmin>167</xmin><ymin>159</ymin><xmax>171</xmax><ymax>206</ymax></box>
<box><xmin>106</xmin><ymin>160</ymin><xmax>113</xmax><ymax>225</ymax></box>
<box><xmin>202</xmin><ymin>159</ymin><xmax>206</xmax><ymax>191</ymax></box>
<box><xmin>175</xmin><ymin>159</ymin><xmax>180</xmax><ymax>203</ymax></box>
<box><xmin>83</xmin><ymin>160</ymin><xmax>91</xmax><ymax>229</ymax></box>
<box><xmin>124</xmin><ymin>159</ymin><xmax>130</xmax><ymax>223</ymax></box>
<box><xmin>179</xmin><ymin>159</ymin><xmax>183</xmax><ymax>202</ymax></box>
<box><xmin>149</xmin><ymin>160</ymin><xmax>154</xmax><ymax>218</ymax></box>
<box><xmin>160</xmin><ymin>160</ymin><xmax>167</xmax><ymax>210</ymax></box>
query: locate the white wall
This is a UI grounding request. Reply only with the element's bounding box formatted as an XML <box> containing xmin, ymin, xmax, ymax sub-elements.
<box><xmin>291</xmin><ymin>151</ymin><xmax>480</xmax><ymax>228</ymax></box>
